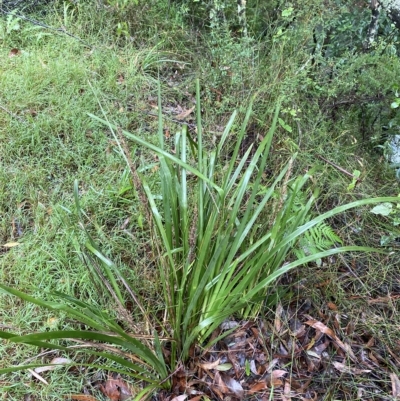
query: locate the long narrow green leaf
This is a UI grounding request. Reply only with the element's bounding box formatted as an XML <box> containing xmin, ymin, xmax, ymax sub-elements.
<box><xmin>273</xmin><ymin>197</ymin><xmax>400</xmax><ymax>253</ymax></box>
<box><xmin>195</xmin><ymin>79</ymin><xmax>206</xmax><ymax>246</ymax></box>
<box><xmin>88</xmin><ymin>113</ymin><xmax>224</xmax><ymax>196</ymax></box>
<box><xmin>216</xmin><ymin>111</ymin><xmax>237</xmax><ymax>157</ymax></box>
<box><xmin>180</xmin><ymin>126</ymin><xmax>189</xmax><ymax>257</ymax></box>
<box><xmin>0</xmin><ymin>331</ymin><xmax>165</xmax><ymax>381</ymax></box>
<box><xmin>222</xmin><ymin>99</ymin><xmax>254</xmax><ymax>188</ymax></box>
<box><xmin>141</xmin><ymin>178</ymin><xmax>175</xmax><ymax>311</ymax></box>
<box><xmin>245</xmin><ymin>245</ymin><xmax>388</xmax><ymax>300</ymax></box>
<box><xmin>84</xmin><ymin>241</ymin><xmax>125</xmax><ymax>304</ymax></box>
<box><xmin>0</xmin><ymin>283</ymin><xmax>106</xmax><ymax>331</ymax></box>
<box><xmin>0</xmin><ymin>359</ymin><xmax>160</xmax><ymax>383</ymax></box>
<box><xmin>9</xmin><ymin>330</ymin><xmax>164</xmax><ymax>372</ymax></box>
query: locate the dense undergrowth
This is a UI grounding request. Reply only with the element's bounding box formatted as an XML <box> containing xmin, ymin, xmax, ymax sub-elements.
<box><xmin>1</xmin><ymin>0</ymin><xmax>400</xmax><ymax>399</ymax></box>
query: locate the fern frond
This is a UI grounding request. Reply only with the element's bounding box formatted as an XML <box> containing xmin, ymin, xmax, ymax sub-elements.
<box><xmin>294</xmin><ymin>222</ymin><xmax>342</xmax><ymax>266</ymax></box>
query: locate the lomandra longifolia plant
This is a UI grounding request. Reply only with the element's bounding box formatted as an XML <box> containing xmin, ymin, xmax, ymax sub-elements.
<box><xmin>0</xmin><ymin>80</ymin><xmax>398</xmax><ymax>400</ymax></box>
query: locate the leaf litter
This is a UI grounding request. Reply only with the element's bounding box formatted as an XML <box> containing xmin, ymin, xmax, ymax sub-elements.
<box><xmin>54</xmin><ymin>297</ymin><xmax>400</xmax><ymax>400</ymax></box>
<box><xmin>150</xmin><ymin>299</ymin><xmax>400</xmax><ymax>401</ymax></box>
<box><xmin>32</xmin><ymin>296</ymin><xmax>400</xmax><ymax>400</ymax></box>
<box><xmin>15</xmin><ymin>292</ymin><xmax>400</xmax><ymax>401</ymax></box>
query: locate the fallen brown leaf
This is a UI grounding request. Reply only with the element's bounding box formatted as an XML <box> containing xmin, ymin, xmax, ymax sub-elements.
<box><xmin>65</xmin><ymin>395</ymin><xmax>100</xmax><ymax>401</ymax></box>
<box><xmin>99</xmin><ymin>380</ymin><xmax>119</xmax><ymax>401</ymax></box>
<box><xmin>170</xmin><ymin>395</ymin><xmax>188</xmax><ymax>401</ymax></box>
<box><xmin>248</xmin><ymin>381</ymin><xmax>267</xmax><ymax>394</ymax></box>
<box><xmin>190</xmin><ymin>395</ymin><xmax>203</xmax><ymax>401</ymax></box>
<box><xmin>188</xmin><ymin>396</ymin><xmax>203</xmax><ymax>401</ymax></box>
<box><xmin>198</xmin><ymin>359</ymin><xmax>221</xmax><ymax>370</ymax></box>
<box><xmin>327</xmin><ymin>302</ymin><xmax>338</xmax><ymax>311</ymax></box>
<box><xmin>9</xmin><ymin>48</ymin><xmax>21</xmax><ymax>57</ymax></box>
<box><xmin>261</xmin><ymin>358</ymin><xmax>276</xmax><ymax>373</ymax></box>
<box><xmin>312</xmin><ymin>337</ymin><xmax>330</xmax><ymax>355</ymax></box>
<box><xmin>213</xmin><ymin>371</ymin><xmax>229</xmax><ymax>395</ymax></box>
<box><xmin>34</xmin><ymin>357</ymin><xmax>72</xmax><ymax>374</ymax></box>
<box><xmin>221</xmin><ymin>374</ymin><xmax>244</xmax><ymax>398</ymax></box>
<box><xmin>99</xmin><ymin>376</ymin><xmax>132</xmax><ymax>401</ymax></box>
<box><xmin>368</xmin><ymin>295</ymin><xmax>400</xmax><ymax>304</ymax></box>
<box><xmin>274</xmin><ymin>303</ymin><xmax>283</xmax><ymax>333</ymax></box>
<box><xmin>281</xmin><ymin>380</ymin><xmax>292</xmax><ymax>401</ymax></box>
<box><xmin>175</xmin><ymin>106</ymin><xmax>195</xmax><ymax>120</ymax></box>
<box><xmin>305</xmin><ymin>319</ymin><xmax>356</xmax><ymax>361</ymax></box>
<box><xmin>267</xmin><ymin>370</ymin><xmax>287</xmax><ymax>387</ymax></box>
<box><xmin>332</xmin><ymin>361</ymin><xmax>371</xmax><ymax>375</ymax></box>
<box><xmin>391</xmin><ymin>372</ymin><xmax>400</xmax><ymax>399</ymax></box>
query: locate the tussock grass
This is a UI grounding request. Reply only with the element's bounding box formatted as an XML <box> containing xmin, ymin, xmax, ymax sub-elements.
<box><xmin>1</xmin><ymin>0</ymin><xmax>400</xmax><ymax>399</ymax></box>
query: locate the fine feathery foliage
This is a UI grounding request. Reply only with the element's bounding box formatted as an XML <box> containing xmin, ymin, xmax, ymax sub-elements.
<box><xmin>0</xmin><ymin>80</ymin><xmax>399</xmax><ymax>399</ymax></box>
<box><xmin>294</xmin><ymin>221</ymin><xmax>343</xmax><ymax>267</ymax></box>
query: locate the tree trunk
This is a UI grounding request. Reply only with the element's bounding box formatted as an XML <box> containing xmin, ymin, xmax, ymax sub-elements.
<box><xmin>380</xmin><ymin>0</ymin><xmax>400</xmax><ymax>29</ymax></box>
<box><xmin>365</xmin><ymin>0</ymin><xmax>380</xmax><ymax>49</ymax></box>
<box><xmin>365</xmin><ymin>0</ymin><xmax>400</xmax><ymax>49</ymax></box>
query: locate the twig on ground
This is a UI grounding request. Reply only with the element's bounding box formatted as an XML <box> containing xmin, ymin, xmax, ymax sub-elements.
<box><xmin>0</xmin><ymin>103</ymin><xmax>26</xmax><ymax>123</ymax></box>
<box><xmin>317</xmin><ymin>154</ymin><xmax>361</xmax><ymax>181</ymax></box>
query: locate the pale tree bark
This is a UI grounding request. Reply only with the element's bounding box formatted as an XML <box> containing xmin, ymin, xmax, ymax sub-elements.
<box><xmin>365</xmin><ymin>0</ymin><xmax>400</xmax><ymax>49</ymax></box>
<box><xmin>365</xmin><ymin>0</ymin><xmax>380</xmax><ymax>49</ymax></box>
<box><xmin>237</xmin><ymin>0</ymin><xmax>248</xmax><ymax>37</ymax></box>
<box><xmin>380</xmin><ymin>0</ymin><xmax>400</xmax><ymax>29</ymax></box>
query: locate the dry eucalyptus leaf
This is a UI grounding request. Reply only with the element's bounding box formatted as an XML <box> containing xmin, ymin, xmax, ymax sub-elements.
<box><xmin>175</xmin><ymin>106</ymin><xmax>195</xmax><ymax>120</ymax></box>
<box><xmin>281</xmin><ymin>381</ymin><xmax>292</xmax><ymax>401</ymax></box>
<box><xmin>221</xmin><ymin>375</ymin><xmax>244</xmax><ymax>398</ymax></box>
<box><xmin>305</xmin><ymin>319</ymin><xmax>356</xmax><ymax>361</ymax></box>
<box><xmin>213</xmin><ymin>371</ymin><xmax>228</xmax><ymax>394</ymax></box>
<box><xmin>198</xmin><ymin>359</ymin><xmax>221</xmax><ymax>370</ymax></box>
<box><xmin>170</xmin><ymin>396</ymin><xmax>188</xmax><ymax>401</ymax></box>
<box><xmin>64</xmin><ymin>395</ymin><xmax>100</xmax><ymax>401</ymax></box>
<box><xmin>390</xmin><ymin>373</ymin><xmax>400</xmax><ymax>398</ymax></box>
<box><xmin>3</xmin><ymin>242</ymin><xmax>20</xmax><ymax>248</ymax></box>
<box><xmin>332</xmin><ymin>361</ymin><xmax>371</xmax><ymax>375</ymax></box>
<box><xmin>34</xmin><ymin>357</ymin><xmax>72</xmax><ymax>374</ymax></box>
<box><xmin>250</xmin><ymin>359</ymin><xmax>258</xmax><ymax>375</ymax></box>
<box><xmin>99</xmin><ymin>376</ymin><xmax>132</xmax><ymax>401</ymax></box>
<box><xmin>248</xmin><ymin>381</ymin><xmax>267</xmax><ymax>394</ymax></box>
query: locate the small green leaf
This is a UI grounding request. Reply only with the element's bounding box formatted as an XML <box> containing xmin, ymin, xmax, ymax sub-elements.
<box><xmin>391</xmin><ymin>102</ymin><xmax>399</xmax><ymax>109</ymax></box>
<box><xmin>215</xmin><ymin>363</ymin><xmax>232</xmax><ymax>371</ymax></box>
<box><xmin>282</xmin><ymin>7</ymin><xmax>293</xmax><ymax>17</ymax></box>
<box><xmin>347</xmin><ymin>180</ymin><xmax>356</xmax><ymax>191</ymax></box>
<box><xmin>245</xmin><ymin>360</ymin><xmax>251</xmax><ymax>376</ymax></box>
<box><xmin>278</xmin><ymin>118</ymin><xmax>292</xmax><ymax>133</ymax></box>
<box><xmin>371</xmin><ymin>203</ymin><xmax>393</xmax><ymax>216</ymax></box>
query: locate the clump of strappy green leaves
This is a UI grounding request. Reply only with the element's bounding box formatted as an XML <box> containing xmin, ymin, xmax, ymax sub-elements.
<box><xmin>0</xmin><ymin>81</ymin><xmax>398</xmax><ymax>400</ymax></box>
